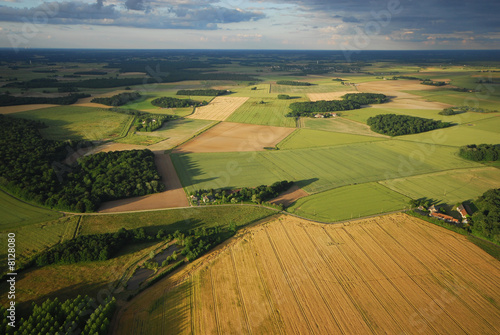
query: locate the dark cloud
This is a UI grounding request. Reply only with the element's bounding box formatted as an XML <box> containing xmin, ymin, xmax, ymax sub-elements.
<box><xmin>0</xmin><ymin>0</ymin><xmax>265</xmax><ymax>29</ymax></box>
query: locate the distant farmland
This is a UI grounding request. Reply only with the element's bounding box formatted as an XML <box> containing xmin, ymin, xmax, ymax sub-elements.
<box><xmin>114</xmin><ymin>214</ymin><xmax>500</xmax><ymax>334</ymax></box>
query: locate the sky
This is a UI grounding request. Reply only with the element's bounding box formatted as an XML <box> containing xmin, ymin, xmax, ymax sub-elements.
<box><xmin>0</xmin><ymin>0</ymin><xmax>499</xmax><ymax>50</ymax></box>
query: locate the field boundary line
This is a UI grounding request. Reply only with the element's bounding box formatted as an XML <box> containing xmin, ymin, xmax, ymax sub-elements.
<box><xmin>301</xmin><ymin>226</ymin><xmax>376</xmax><ymax>334</ymax></box>
<box><xmin>229</xmin><ymin>248</ymin><xmax>253</xmax><ymax>335</ymax></box>
<box><xmin>72</xmin><ymin>215</ymin><xmax>82</xmax><ymax>239</ymax></box>
<box><xmin>169</xmin><ymin>120</ymin><xmax>220</xmax><ymax>152</ymax></box>
<box><xmin>336</xmin><ymin>226</ymin><xmax>439</xmax><ymax>334</ymax></box>
<box><xmin>278</xmin><ymin>221</ymin><xmax>346</xmax><ymax>335</ymax></box>
<box><xmin>264</xmin><ymin>229</ymin><xmax>315</xmax><ymax>334</ymax></box>
<box><xmin>358</xmin><ymin>224</ymin><xmax>470</xmax><ymax>333</ymax></box>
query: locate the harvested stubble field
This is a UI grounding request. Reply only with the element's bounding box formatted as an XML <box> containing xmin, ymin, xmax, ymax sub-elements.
<box><xmin>187</xmin><ymin>96</ymin><xmax>249</xmax><ymax>121</ymax></box>
<box><xmin>173</xmin><ymin>122</ymin><xmax>294</xmax><ymax>153</ymax></box>
<box><xmin>114</xmin><ymin>213</ymin><xmax>500</xmax><ymax>334</ymax></box>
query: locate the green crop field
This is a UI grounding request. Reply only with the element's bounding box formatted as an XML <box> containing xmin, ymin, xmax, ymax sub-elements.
<box><xmin>270</xmin><ymin>82</ymin><xmax>351</xmax><ymax>94</ymax></box>
<box><xmin>473</xmin><ymin>115</ymin><xmax>500</xmax><ymax>133</ymax></box>
<box><xmin>172</xmin><ymin>140</ymin><xmax>482</xmax><ymax>194</ymax></box>
<box><xmin>399</xmin><ymin>121</ymin><xmax>500</xmax><ymax>147</ymax></box>
<box><xmin>287</xmin><ymin>182</ymin><xmax>410</xmax><ymax>222</ymax></box>
<box><xmin>404</xmin><ymin>89</ymin><xmax>500</xmax><ymax>110</ymax></box>
<box><xmin>13</xmin><ymin>106</ymin><xmax>132</xmax><ymax>141</ymax></box>
<box><xmin>277</xmin><ymin>128</ymin><xmax>387</xmax><ymax>150</ymax></box>
<box><xmin>0</xmin><ymin>190</ymin><xmax>61</xmax><ymax>230</ymax></box>
<box><xmin>80</xmin><ymin>206</ymin><xmax>275</xmax><ymax>235</ymax></box>
<box><xmin>379</xmin><ymin>167</ymin><xmax>500</xmax><ymax>204</ymax></box>
<box><xmin>230</xmin><ymin>84</ymin><xmax>274</xmax><ymax>98</ymax></box>
<box><xmin>226</xmin><ymin>97</ymin><xmax>298</xmax><ymax>127</ymax></box>
<box><xmin>300</xmin><ymin>117</ymin><xmax>386</xmax><ymax>137</ymax></box>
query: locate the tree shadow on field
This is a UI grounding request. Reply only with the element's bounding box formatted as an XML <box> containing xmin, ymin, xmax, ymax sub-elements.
<box><xmin>170</xmin><ymin>153</ymin><xmax>218</xmax><ymax>187</ymax></box>
<box><xmin>294</xmin><ymin>178</ymin><xmax>319</xmax><ymax>189</ymax></box>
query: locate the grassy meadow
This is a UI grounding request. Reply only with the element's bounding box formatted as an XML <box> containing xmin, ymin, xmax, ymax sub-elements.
<box><xmin>226</xmin><ymin>97</ymin><xmax>298</xmax><ymax>127</ymax></box>
<box><xmin>277</xmin><ymin>128</ymin><xmax>386</xmax><ymax>149</ymax></box>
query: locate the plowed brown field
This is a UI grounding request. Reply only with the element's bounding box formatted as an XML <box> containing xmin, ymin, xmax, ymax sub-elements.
<box><xmin>114</xmin><ymin>213</ymin><xmax>500</xmax><ymax>334</ymax></box>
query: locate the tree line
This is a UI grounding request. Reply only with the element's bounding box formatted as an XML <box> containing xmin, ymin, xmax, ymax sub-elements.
<box><xmin>367</xmin><ymin>114</ymin><xmax>452</xmax><ymax>136</ymax></box>
<box><xmin>276</xmin><ymin>80</ymin><xmax>313</xmax><ymax>86</ymax></box>
<box><xmin>0</xmin><ymin>115</ymin><xmax>164</xmax><ymax>212</ymax></box>
<box><xmin>0</xmin><ymin>93</ymin><xmax>90</xmax><ymax>106</ymax></box>
<box><xmin>176</xmin><ymin>89</ymin><xmax>229</xmax><ymax>96</ymax></box>
<box><xmin>0</xmin><ymin>295</ymin><xmax>116</xmax><ymax>335</ymax></box>
<box><xmin>91</xmin><ymin>92</ymin><xmax>141</xmax><ymax>106</ymax></box>
<box><xmin>151</xmin><ymin>96</ymin><xmax>206</xmax><ymax>108</ymax></box>
<box><xmin>472</xmin><ymin>188</ymin><xmax>500</xmax><ymax>243</ymax></box>
<box><xmin>459</xmin><ymin>144</ymin><xmax>499</xmax><ymax>161</ymax></box>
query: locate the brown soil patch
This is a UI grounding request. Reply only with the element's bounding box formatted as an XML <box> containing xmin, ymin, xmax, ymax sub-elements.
<box><xmin>358</xmin><ymin>80</ymin><xmax>452</xmax><ymax>109</ymax></box>
<box><xmin>99</xmin><ymin>154</ymin><xmax>189</xmax><ymax>213</ymax></box>
<box><xmin>93</xmin><ymin>142</ymin><xmax>146</xmax><ymax>153</ymax></box>
<box><xmin>174</xmin><ymin>122</ymin><xmax>295</xmax><ymax>153</ymax></box>
<box><xmin>0</xmin><ymin>104</ymin><xmax>59</xmax><ymax>114</ymax></box>
<box><xmin>270</xmin><ymin>184</ymin><xmax>309</xmax><ymax>207</ymax></box>
<box><xmin>307</xmin><ymin>91</ymin><xmax>357</xmax><ymax>102</ymax></box>
<box><xmin>187</xmin><ymin>96</ymin><xmax>249</xmax><ymax>121</ymax></box>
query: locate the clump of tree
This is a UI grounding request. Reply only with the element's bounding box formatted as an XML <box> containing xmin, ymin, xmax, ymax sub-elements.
<box><xmin>277</xmin><ymin>94</ymin><xmax>292</xmax><ymax>100</ymax></box>
<box><xmin>367</xmin><ymin>114</ymin><xmax>452</xmax><ymax>136</ymax></box>
<box><xmin>176</xmin><ymin>227</ymin><xmax>224</xmax><ymax>262</ymax></box>
<box><xmin>91</xmin><ymin>91</ymin><xmax>141</xmax><ymax>106</ymax></box>
<box><xmin>191</xmin><ymin>180</ymin><xmax>293</xmax><ymax>205</ymax></box>
<box><xmin>458</xmin><ymin>144</ymin><xmax>500</xmax><ymax>161</ymax></box>
<box><xmin>471</xmin><ymin>188</ymin><xmax>500</xmax><ymax>243</ymax></box>
<box><xmin>342</xmin><ymin>93</ymin><xmax>388</xmax><ymax>104</ymax></box>
<box><xmin>0</xmin><ymin>115</ymin><xmax>164</xmax><ymax>212</ymax></box>
<box><xmin>176</xmin><ymin>89</ymin><xmax>228</xmax><ymax>96</ymax></box>
<box><xmin>151</xmin><ymin>96</ymin><xmax>205</xmax><ymax>108</ymax></box>
<box><xmin>0</xmin><ymin>295</ymin><xmax>116</xmax><ymax>335</ymax></box>
<box><xmin>421</xmin><ymin>79</ymin><xmax>447</xmax><ymax>86</ymax></box>
<box><xmin>276</xmin><ymin>80</ymin><xmax>313</xmax><ymax>86</ymax></box>
<box><xmin>35</xmin><ymin>228</ymin><xmax>149</xmax><ymax>266</ymax></box>
<box><xmin>457</xmin><ymin>105</ymin><xmax>499</xmax><ymax>114</ymax></box>
<box><xmin>0</xmin><ymin>92</ymin><xmax>89</xmax><ymax>106</ymax></box>
<box><xmin>135</xmin><ymin>114</ymin><xmax>175</xmax><ymax>132</ymax></box>
<box><xmin>286</xmin><ymin>93</ymin><xmax>387</xmax><ymax>117</ymax></box>
<box><xmin>438</xmin><ymin>107</ymin><xmax>460</xmax><ymax>115</ymax></box>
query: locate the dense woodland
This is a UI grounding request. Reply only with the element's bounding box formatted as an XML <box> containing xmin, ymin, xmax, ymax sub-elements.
<box><xmin>367</xmin><ymin>114</ymin><xmax>452</xmax><ymax>136</ymax></box>
<box><xmin>276</xmin><ymin>80</ymin><xmax>313</xmax><ymax>86</ymax></box>
<box><xmin>472</xmin><ymin>188</ymin><xmax>500</xmax><ymax>243</ymax></box>
<box><xmin>0</xmin><ymin>296</ymin><xmax>116</xmax><ymax>335</ymax></box>
<box><xmin>459</xmin><ymin>144</ymin><xmax>500</xmax><ymax>161</ymax></box>
<box><xmin>176</xmin><ymin>89</ymin><xmax>228</xmax><ymax>96</ymax></box>
<box><xmin>287</xmin><ymin>93</ymin><xmax>387</xmax><ymax>117</ymax></box>
<box><xmin>91</xmin><ymin>92</ymin><xmax>141</xmax><ymax>106</ymax></box>
<box><xmin>0</xmin><ymin>93</ymin><xmax>89</xmax><ymax>106</ymax></box>
<box><xmin>0</xmin><ymin>115</ymin><xmax>163</xmax><ymax>212</ymax></box>
<box><xmin>151</xmin><ymin>96</ymin><xmax>204</xmax><ymax>108</ymax></box>
<box><xmin>191</xmin><ymin>181</ymin><xmax>293</xmax><ymax>205</ymax></box>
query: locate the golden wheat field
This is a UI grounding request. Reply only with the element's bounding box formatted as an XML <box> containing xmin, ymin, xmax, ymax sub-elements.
<box><xmin>187</xmin><ymin>96</ymin><xmax>249</xmax><ymax>121</ymax></box>
<box><xmin>114</xmin><ymin>213</ymin><xmax>500</xmax><ymax>334</ymax></box>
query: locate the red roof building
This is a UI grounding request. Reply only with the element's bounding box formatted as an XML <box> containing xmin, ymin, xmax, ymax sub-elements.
<box><xmin>430</xmin><ymin>212</ymin><xmax>460</xmax><ymax>224</ymax></box>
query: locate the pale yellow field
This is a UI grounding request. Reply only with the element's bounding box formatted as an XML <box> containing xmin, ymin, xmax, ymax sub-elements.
<box><xmin>307</xmin><ymin>91</ymin><xmax>357</xmax><ymax>102</ymax></box>
<box><xmin>187</xmin><ymin>96</ymin><xmax>249</xmax><ymax>121</ymax></box>
<box><xmin>114</xmin><ymin>213</ymin><xmax>500</xmax><ymax>334</ymax></box>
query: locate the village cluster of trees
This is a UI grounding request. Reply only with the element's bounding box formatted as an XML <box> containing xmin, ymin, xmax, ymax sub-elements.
<box><xmin>367</xmin><ymin>114</ymin><xmax>452</xmax><ymax>136</ymax></box>
<box><xmin>286</xmin><ymin>93</ymin><xmax>388</xmax><ymax>117</ymax></box>
<box><xmin>0</xmin><ymin>92</ymin><xmax>89</xmax><ymax>106</ymax></box>
<box><xmin>151</xmin><ymin>96</ymin><xmax>205</xmax><ymax>108</ymax></box>
<box><xmin>421</xmin><ymin>79</ymin><xmax>447</xmax><ymax>86</ymax></box>
<box><xmin>190</xmin><ymin>180</ymin><xmax>293</xmax><ymax>205</ymax></box>
<box><xmin>457</xmin><ymin>105</ymin><xmax>499</xmax><ymax>113</ymax></box>
<box><xmin>458</xmin><ymin>144</ymin><xmax>500</xmax><ymax>161</ymax></box>
<box><xmin>276</xmin><ymin>80</ymin><xmax>313</xmax><ymax>86</ymax></box>
<box><xmin>0</xmin><ymin>115</ymin><xmax>164</xmax><ymax>212</ymax></box>
<box><xmin>176</xmin><ymin>89</ymin><xmax>228</xmax><ymax>96</ymax></box>
<box><xmin>135</xmin><ymin>114</ymin><xmax>174</xmax><ymax>132</ymax></box>
<box><xmin>0</xmin><ymin>296</ymin><xmax>116</xmax><ymax>335</ymax></box>
<box><xmin>91</xmin><ymin>92</ymin><xmax>141</xmax><ymax>106</ymax></box>
<box><xmin>472</xmin><ymin>188</ymin><xmax>500</xmax><ymax>243</ymax></box>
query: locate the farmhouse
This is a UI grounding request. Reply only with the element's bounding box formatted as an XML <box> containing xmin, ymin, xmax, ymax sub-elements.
<box><xmin>456</xmin><ymin>204</ymin><xmax>470</xmax><ymax>223</ymax></box>
<box><xmin>428</xmin><ymin>204</ymin><xmax>438</xmax><ymax>213</ymax></box>
<box><xmin>314</xmin><ymin>114</ymin><xmax>325</xmax><ymax>118</ymax></box>
<box><xmin>430</xmin><ymin>212</ymin><xmax>461</xmax><ymax>224</ymax></box>
<box><xmin>331</xmin><ymin>112</ymin><xmax>338</xmax><ymax>117</ymax></box>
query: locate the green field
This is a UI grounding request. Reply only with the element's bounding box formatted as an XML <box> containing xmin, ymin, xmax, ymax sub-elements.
<box><xmin>277</xmin><ymin>128</ymin><xmax>386</xmax><ymax>150</ymax></box>
<box><xmin>0</xmin><ymin>190</ymin><xmax>61</xmax><ymax>230</ymax></box>
<box><xmin>287</xmin><ymin>182</ymin><xmax>410</xmax><ymax>222</ymax></box>
<box><xmin>270</xmin><ymin>82</ymin><xmax>351</xmax><ymax>94</ymax></box>
<box><xmin>226</xmin><ymin>97</ymin><xmax>298</xmax><ymax>127</ymax></box>
<box><xmin>172</xmin><ymin>140</ymin><xmax>482</xmax><ymax>194</ymax></box>
<box><xmin>80</xmin><ymin>206</ymin><xmax>275</xmax><ymax>235</ymax></box>
<box><xmin>403</xmin><ymin>89</ymin><xmax>500</xmax><ymax>110</ymax></box>
<box><xmin>379</xmin><ymin>167</ymin><xmax>500</xmax><ymax>204</ymax></box>
<box><xmin>116</xmin><ymin>118</ymin><xmax>215</xmax><ymax>147</ymax></box>
<box><xmin>13</xmin><ymin>106</ymin><xmax>132</xmax><ymax>141</ymax></box>
<box><xmin>300</xmin><ymin>117</ymin><xmax>386</xmax><ymax>137</ymax></box>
